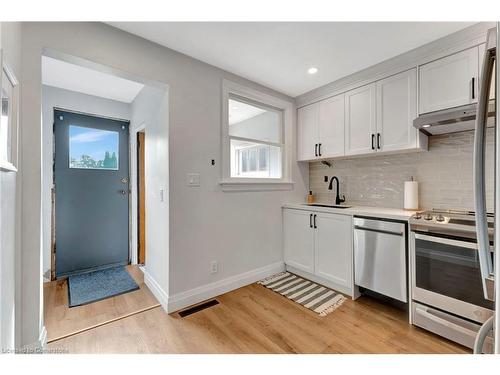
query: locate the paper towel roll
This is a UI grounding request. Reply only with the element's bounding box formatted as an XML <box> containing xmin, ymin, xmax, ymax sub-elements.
<box><xmin>404</xmin><ymin>180</ymin><xmax>419</xmax><ymax>210</ymax></box>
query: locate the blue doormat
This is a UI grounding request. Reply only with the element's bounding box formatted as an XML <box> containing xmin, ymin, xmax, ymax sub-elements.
<box><xmin>68</xmin><ymin>266</ymin><xmax>140</xmax><ymax>307</ymax></box>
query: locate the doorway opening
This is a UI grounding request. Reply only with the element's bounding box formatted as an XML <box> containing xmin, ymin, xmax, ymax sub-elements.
<box><xmin>137</xmin><ymin>130</ymin><xmax>146</xmax><ymax>265</ymax></box>
<box><xmin>41</xmin><ymin>50</ymin><xmax>169</xmax><ymax>343</ymax></box>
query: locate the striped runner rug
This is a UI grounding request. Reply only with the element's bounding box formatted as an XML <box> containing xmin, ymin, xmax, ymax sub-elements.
<box><xmin>258</xmin><ymin>272</ymin><xmax>346</xmax><ymax>317</ymax></box>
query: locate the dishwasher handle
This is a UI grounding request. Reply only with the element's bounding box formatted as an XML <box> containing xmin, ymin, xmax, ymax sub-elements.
<box><xmin>354</xmin><ymin>225</ymin><xmax>404</xmax><ymax>237</ymax></box>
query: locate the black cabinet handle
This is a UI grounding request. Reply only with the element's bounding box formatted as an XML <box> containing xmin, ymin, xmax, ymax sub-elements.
<box><xmin>314</xmin><ymin>143</ymin><xmax>318</xmax><ymax>157</ymax></box>
<box><xmin>472</xmin><ymin>77</ymin><xmax>475</xmax><ymax>99</ymax></box>
<box><xmin>313</xmin><ymin>214</ymin><xmax>317</xmax><ymax>229</ymax></box>
<box><xmin>377</xmin><ymin>133</ymin><xmax>381</xmax><ymax>149</ymax></box>
<box><xmin>318</xmin><ymin>143</ymin><xmax>322</xmax><ymax>156</ymax></box>
<box><xmin>371</xmin><ymin>134</ymin><xmax>375</xmax><ymax>150</ymax></box>
<box><xmin>309</xmin><ymin>214</ymin><xmax>313</xmax><ymax>228</ymax></box>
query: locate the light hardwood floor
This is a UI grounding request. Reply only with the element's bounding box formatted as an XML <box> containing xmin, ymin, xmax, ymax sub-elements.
<box><xmin>44</xmin><ymin>265</ymin><xmax>160</xmax><ymax>342</ymax></box>
<box><xmin>46</xmin><ymin>277</ymin><xmax>469</xmax><ymax>354</ymax></box>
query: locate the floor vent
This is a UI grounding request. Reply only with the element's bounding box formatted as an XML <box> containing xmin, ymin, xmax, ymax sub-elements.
<box><xmin>178</xmin><ymin>299</ymin><xmax>219</xmax><ymax>317</ymax></box>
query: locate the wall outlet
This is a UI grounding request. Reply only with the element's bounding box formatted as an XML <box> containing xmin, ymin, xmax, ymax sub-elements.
<box><xmin>324</xmin><ymin>175</ymin><xmax>329</xmax><ymax>182</ymax></box>
<box><xmin>210</xmin><ymin>261</ymin><xmax>218</xmax><ymax>274</ymax></box>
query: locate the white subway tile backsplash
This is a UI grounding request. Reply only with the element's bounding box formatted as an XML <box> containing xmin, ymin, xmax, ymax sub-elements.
<box><xmin>309</xmin><ymin>129</ymin><xmax>494</xmax><ymax>211</ymax></box>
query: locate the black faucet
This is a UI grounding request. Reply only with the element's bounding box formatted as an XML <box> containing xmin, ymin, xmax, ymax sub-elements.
<box><xmin>328</xmin><ymin>176</ymin><xmax>346</xmax><ymax>205</ymax></box>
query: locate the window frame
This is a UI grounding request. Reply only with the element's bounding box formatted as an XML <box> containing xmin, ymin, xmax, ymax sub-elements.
<box><xmin>221</xmin><ymin>79</ymin><xmax>294</xmax><ymax>191</ymax></box>
<box><xmin>0</xmin><ymin>51</ymin><xmax>20</xmax><ymax>173</ymax></box>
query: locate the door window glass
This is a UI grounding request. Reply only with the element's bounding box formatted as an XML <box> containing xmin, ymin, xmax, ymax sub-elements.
<box><xmin>69</xmin><ymin>125</ymin><xmax>119</xmax><ymax>170</ymax></box>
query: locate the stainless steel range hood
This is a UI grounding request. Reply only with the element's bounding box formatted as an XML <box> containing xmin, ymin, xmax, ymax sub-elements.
<box><xmin>413</xmin><ymin>101</ymin><xmax>495</xmax><ymax>135</ymax></box>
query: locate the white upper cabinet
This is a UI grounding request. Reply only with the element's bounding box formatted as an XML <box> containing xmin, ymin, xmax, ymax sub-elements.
<box><xmin>376</xmin><ymin>69</ymin><xmax>418</xmax><ymax>152</ymax></box>
<box><xmin>317</xmin><ymin>94</ymin><xmax>345</xmax><ymax>158</ymax></box>
<box><xmin>297</xmin><ymin>93</ymin><xmax>345</xmax><ymax>161</ymax></box>
<box><xmin>419</xmin><ymin>46</ymin><xmax>479</xmax><ymax>114</ymax></box>
<box><xmin>297</xmin><ymin>103</ymin><xmax>318</xmax><ymax>161</ymax></box>
<box><xmin>344</xmin><ymin>83</ymin><xmax>377</xmax><ymax>156</ymax></box>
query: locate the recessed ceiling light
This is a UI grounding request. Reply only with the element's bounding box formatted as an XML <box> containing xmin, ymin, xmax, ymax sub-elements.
<box><xmin>308</xmin><ymin>67</ymin><xmax>318</xmax><ymax>75</ymax></box>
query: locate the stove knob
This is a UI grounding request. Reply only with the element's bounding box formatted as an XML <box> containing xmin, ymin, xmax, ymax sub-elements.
<box><xmin>436</xmin><ymin>214</ymin><xmax>445</xmax><ymax>222</ymax></box>
<box><xmin>414</xmin><ymin>213</ymin><xmax>422</xmax><ymax>219</ymax></box>
<box><xmin>424</xmin><ymin>213</ymin><xmax>433</xmax><ymax>221</ymax></box>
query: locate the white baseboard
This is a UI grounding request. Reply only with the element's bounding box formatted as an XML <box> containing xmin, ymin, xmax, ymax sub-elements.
<box><xmin>144</xmin><ymin>270</ymin><xmax>169</xmax><ymax>311</ymax></box>
<box><xmin>167</xmin><ymin>261</ymin><xmax>285</xmax><ymax>313</ymax></box>
<box><xmin>39</xmin><ymin>326</ymin><xmax>47</xmax><ymax>348</ymax></box>
<box><xmin>21</xmin><ymin>326</ymin><xmax>47</xmax><ymax>353</ymax></box>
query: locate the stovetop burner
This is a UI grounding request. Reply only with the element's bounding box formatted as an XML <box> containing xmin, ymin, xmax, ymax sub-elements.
<box><xmin>409</xmin><ymin>208</ymin><xmax>494</xmax><ymax>239</ymax></box>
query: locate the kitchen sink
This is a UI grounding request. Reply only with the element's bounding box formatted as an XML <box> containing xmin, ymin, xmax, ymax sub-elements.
<box><xmin>307</xmin><ymin>204</ymin><xmax>352</xmax><ymax>209</ymax></box>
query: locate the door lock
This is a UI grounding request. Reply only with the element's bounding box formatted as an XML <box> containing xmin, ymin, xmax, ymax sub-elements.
<box><xmin>121</xmin><ymin>177</ymin><xmax>129</xmax><ymax>184</ymax></box>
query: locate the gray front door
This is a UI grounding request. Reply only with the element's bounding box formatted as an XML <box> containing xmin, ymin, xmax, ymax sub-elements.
<box><xmin>54</xmin><ymin>109</ymin><xmax>130</xmax><ymax>277</ymax></box>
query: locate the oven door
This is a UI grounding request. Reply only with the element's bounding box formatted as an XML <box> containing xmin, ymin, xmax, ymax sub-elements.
<box><xmin>411</xmin><ymin>232</ymin><xmax>494</xmax><ymax>324</ymax></box>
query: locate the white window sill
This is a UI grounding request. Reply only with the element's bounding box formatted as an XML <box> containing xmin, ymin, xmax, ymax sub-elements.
<box><xmin>220</xmin><ymin>180</ymin><xmax>294</xmax><ymax>192</ymax></box>
<box><xmin>0</xmin><ymin>160</ymin><xmax>17</xmax><ymax>173</ymax></box>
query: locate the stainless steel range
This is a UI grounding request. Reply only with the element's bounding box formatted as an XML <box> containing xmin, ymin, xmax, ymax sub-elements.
<box><xmin>409</xmin><ymin>209</ymin><xmax>494</xmax><ymax>350</ymax></box>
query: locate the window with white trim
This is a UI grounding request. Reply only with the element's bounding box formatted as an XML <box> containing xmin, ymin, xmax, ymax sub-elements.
<box><xmin>222</xmin><ymin>80</ymin><xmax>293</xmax><ymax>190</ymax></box>
<box><xmin>229</xmin><ymin>96</ymin><xmax>283</xmax><ymax>179</ymax></box>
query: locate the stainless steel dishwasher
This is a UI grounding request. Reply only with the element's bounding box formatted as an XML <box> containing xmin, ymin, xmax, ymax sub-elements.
<box><xmin>353</xmin><ymin>216</ymin><xmax>407</xmax><ymax>302</ymax></box>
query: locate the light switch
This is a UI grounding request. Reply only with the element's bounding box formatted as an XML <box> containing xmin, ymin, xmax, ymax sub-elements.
<box><xmin>159</xmin><ymin>188</ymin><xmax>165</xmax><ymax>202</ymax></box>
<box><xmin>187</xmin><ymin>173</ymin><xmax>200</xmax><ymax>187</ymax></box>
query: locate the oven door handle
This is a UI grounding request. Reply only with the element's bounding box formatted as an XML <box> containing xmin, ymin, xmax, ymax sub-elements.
<box><xmin>414</xmin><ymin>233</ymin><xmax>479</xmax><ymax>250</ymax></box>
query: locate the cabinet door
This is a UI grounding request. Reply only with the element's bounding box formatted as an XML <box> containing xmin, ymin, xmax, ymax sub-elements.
<box><xmin>283</xmin><ymin>209</ymin><xmax>315</xmax><ymax>273</ymax></box>
<box><xmin>344</xmin><ymin>83</ymin><xmax>377</xmax><ymax>156</ymax></box>
<box><xmin>297</xmin><ymin>104</ymin><xmax>318</xmax><ymax>161</ymax></box>
<box><xmin>314</xmin><ymin>213</ymin><xmax>352</xmax><ymax>289</ymax></box>
<box><xmin>419</xmin><ymin>47</ymin><xmax>479</xmax><ymax>114</ymax></box>
<box><xmin>376</xmin><ymin>69</ymin><xmax>417</xmax><ymax>152</ymax></box>
<box><xmin>318</xmin><ymin>94</ymin><xmax>345</xmax><ymax>158</ymax></box>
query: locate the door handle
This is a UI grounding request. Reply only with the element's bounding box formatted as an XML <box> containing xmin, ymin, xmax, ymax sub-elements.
<box><xmin>315</xmin><ymin>143</ymin><xmax>318</xmax><ymax>157</ymax></box>
<box><xmin>120</xmin><ymin>190</ymin><xmax>128</xmax><ymax>195</ymax></box>
<box><xmin>313</xmin><ymin>214</ymin><xmax>317</xmax><ymax>229</ymax></box>
<box><xmin>309</xmin><ymin>213</ymin><xmax>313</xmax><ymax>228</ymax></box>
<box><xmin>377</xmin><ymin>133</ymin><xmax>381</xmax><ymax>149</ymax></box>
<box><xmin>371</xmin><ymin>134</ymin><xmax>375</xmax><ymax>150</ymax></box>
<box><xmin>471</xmin><ymin>77</ymin><xmax>475</xmax><ymax>100</ymax></box>
<box><xmin>474</xmin><ymin>41</ymin><xmax>495</xmax><ymax>300</ymax></box>
<box><xmin>318</xmin><ymin>143</ymin><xmax>322</xmax><ymax>156</ymax></box>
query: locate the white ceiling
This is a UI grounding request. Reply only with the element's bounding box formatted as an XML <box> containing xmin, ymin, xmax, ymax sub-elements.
<box><xmin>109</xmin><ymin>22</ymin><xmax>475</xmax><ymax>97</ymax></box>
<box><xmin>228</xmin><ymin>99</ymin><xmax>265</xmax><ymax>125</ymax></box>
<box><xmin>42</xmin><ymin>56</ymin><xmax>145</xmax><ymax>103</ymax></box>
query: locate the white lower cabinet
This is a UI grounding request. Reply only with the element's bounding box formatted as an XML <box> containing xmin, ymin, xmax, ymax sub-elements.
<box><xmin>283</xmin><ymin>209</ymin><xmax>315</xmax><ymax>273</ymax></box>
<box><xmin>314</xmin><ymin>213</ymin><xmax>352</xmax><ymax>289</ymax></box>
<box><xmin>283</xmin><ymin>208</ymin><xmax>353</xmax><ymax>294</ymax></box>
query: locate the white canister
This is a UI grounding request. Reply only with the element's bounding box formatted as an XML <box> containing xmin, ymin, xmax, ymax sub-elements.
<box><xmin>404</xmin><ymin>179</ymin><xmax>419</xmax><ymax>210</ymax></box>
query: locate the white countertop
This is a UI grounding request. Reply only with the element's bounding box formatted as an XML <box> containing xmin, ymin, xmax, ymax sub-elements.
<box><xmin>283</xmin><ymin>202</ymin><xmax>419</xmax><ymax>221</ymax></box>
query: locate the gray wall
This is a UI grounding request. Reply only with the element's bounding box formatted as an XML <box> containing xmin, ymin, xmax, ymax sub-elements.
<box><xmin>0</xmin><ymin>22</ymin><xmax>22</xmax><ymax>351</ymax></box>
<box><xmin>20</xmin><ymin>22</ymin><xmax>308</xmax><ymax>346</ymax></box>
<box><xmin>310</xmin><ymin>129</ymin><xmax>495</xmax><ymax>212</ymax></box>
<box><xmin>41</xmin><ymin>85</ymin><xmax>131</xmax><ymax>280</ymax></box>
